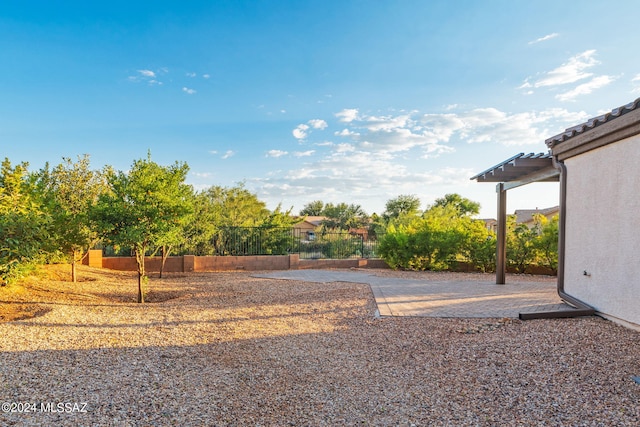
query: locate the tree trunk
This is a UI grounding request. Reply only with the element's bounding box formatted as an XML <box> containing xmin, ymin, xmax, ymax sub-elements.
<box><xmin>137</xmin><ymin>271</ymin><xmax>144</xmax><ymax>303</ymax></box>
<box><xmin>70</xmin><ymin>249</ymin><xmax>80</xmax><ymax>283</ymax></box>
<box><xmin>135</xmin><ymin>247</ymin><xmax>146</xmax><ymax>303</ymax></box>
<box><xmin>71</xmin><ymin>259</ymin><xmax>77</xmax><ymax>283</ymax></box>
<box><xmin>159</xmin><ymin>245</ymin><xmax>172</xmax><ymax>279</ymax></box>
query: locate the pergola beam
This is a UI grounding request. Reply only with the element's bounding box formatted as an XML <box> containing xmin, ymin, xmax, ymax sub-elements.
<box><xmin>471</xmin><ymin>152</ymin><xmax>559</xmax><ymax>285</ymax></box>
<box><xmin>501</xmin><ymin>166</ymin><xmax>559</xmax><ymax>191</ymax></box>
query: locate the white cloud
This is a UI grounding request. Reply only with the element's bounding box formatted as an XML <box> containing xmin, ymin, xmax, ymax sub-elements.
<box><xmin>138</xmin><ymin>69</ymin><xmax>156</xmax><ymax>78</ymax></box>
<box><xmin>555</xmin><ymin>75</ymin><xmax>615</xmax><ymax>101</ymax></box>
<box><xmin>308</xmin><ymin>119</ymin><xmax>328</xmax><ymax>129</ymax></box>
<box><xmin>257</xmin><ymin>104</ymin><xmax>591</xmax><ymax>213</ymax></box>
<box><xmin>128</xmin><ymin>69</ymin><xmax>164</xmax><ymax>85</ymax></box>
<box><xmin>335</xmin><ymin>128</ymin><xmax>360</xmax><ymax>137</ymax></box>
<box><xmin>252</xmin><ymin>143</ymin><xmax>474</xmax><ymax>212</ymax></box>
<box><xmin>222</xmin><ymin>150</ymin><xmax>235</xmax><ymax>159</ymax></box>
<box><xmin>528</xmin><ymin>33</ymin><xmax>559</xmax><ymax>45</ymax></box>
<box><xmin>335</xmin><ymin>143</ymin><xmax>356</xmax><ymax>153</ymax></box>
<box><xmin>457</xmin><ymin>107</ymin><xmax>589</xmax><ymax>145</ymax></box>
<box><xmin>182</xmin><ymin>87</ymin><xmax>197</xmax><ymax>95</ymax></box>
<box><xmin>533</xmin><ymin>50</ymin><xmax>600</xmax><ymax>88</ymax></box>
<box><xmin>335</xmin><ymin>108</ymin><xmax>359</xmax><ymax>123</ymax></box>
<box><xmin>186</xmin><ymin>72</ymin><xmax>197</xmax><ymax>78</ymax></box>
<box><xmin>292</xmin><ymin>124</ymin><xmax>309</xmax><ymax>140</ymax></box>
<box><xmin>292</xmin><ymin>120</ymin><xmax>327</xmax><ymax>140</ymax></box>
<box><xmin>203</xmin><ymin>74</ymin><xmax>210</xmax><ymax>79</ymax></box>
<box><xmin>266</xmin><ymin>150</ymin><xmax>288</xmax><ymax>158</ymax></box>
<box><xmin>293</xmin><ymin>150</ymin><xmax>315</xmax><ymax>157</ymax></box>
<box><xmin>332</xmin><ymin>107</ymin><xmax>589</xmax><ymax>149</ymax></box>
<box><xmin>363</xmin><ymin>114</ymin><xmax>413</xmax><ymax>132</ymax></box>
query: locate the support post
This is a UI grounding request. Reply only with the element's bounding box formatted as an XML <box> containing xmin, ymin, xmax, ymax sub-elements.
<box><xmin>496</xmin><ymin>183</ymin><xmax>507</xmax><ymax>284</ymax></box>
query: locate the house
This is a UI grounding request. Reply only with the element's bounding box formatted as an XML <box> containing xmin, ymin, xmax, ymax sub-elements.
<box><xmin>481</xmin><ymin>218</ymin><xmax>498</xmax><ymax>233</ymax></box>
<box><xmin>513</xmin><ymin>206</ymin><xmax>559</xmax><ymax>228</ymax></box>
<box><xmin>471</xmin><ymin>99</ymin><xmax>640</xmax><ymax>329</ymax></box>
<box><xmin>292</xmin><ymin>216</ymin><xmax>325</xmax><ymax>240</ymax></box>
<box><xmin>545</xmin><ymin>97</ymin><xmax>640</xmax><ymax>330</ymax></box>
<box><xmin>293</xmin><ymin>216</ymin><xmax>371</xmax><ymax>240</ymax></box>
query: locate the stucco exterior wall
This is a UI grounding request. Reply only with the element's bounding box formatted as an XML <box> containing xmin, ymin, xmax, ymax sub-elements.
<box><xmin>564</xmin><ymin>134</ymin><xmax>640</xmax><ymax>326</ymax></box>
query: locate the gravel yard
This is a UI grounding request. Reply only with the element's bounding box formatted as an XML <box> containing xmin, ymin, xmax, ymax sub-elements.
<box><xmin>1</xmin><ymin>266</ymin><xmax>639</xmax><ymax>426</ymax></box>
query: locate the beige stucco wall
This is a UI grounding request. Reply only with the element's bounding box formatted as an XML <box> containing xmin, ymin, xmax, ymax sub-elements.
<box><xmin>564</xmin><ymin>134</ymin><xmax>640</xmax><ymax>326</ymax></box>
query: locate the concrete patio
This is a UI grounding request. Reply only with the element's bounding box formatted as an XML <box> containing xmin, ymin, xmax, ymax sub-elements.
<box><xmin>253</xmin><ymin>269</ymin><xmax>579</xmax><ymax>318</ymax></box>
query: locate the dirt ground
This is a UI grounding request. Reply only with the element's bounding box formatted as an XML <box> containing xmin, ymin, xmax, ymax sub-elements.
<box><xmin>1</xmin><ymin>265</ymin><xmax>639</xmax><ymax>426</ymax></box>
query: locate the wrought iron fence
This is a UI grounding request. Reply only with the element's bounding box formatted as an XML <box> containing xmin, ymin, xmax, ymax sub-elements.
<box><xmin>213</xmin><ymin>227</ymin><xmax>382</xmax><ymax>259</ymax></box>
<box><xmin>101</xmin><ymin>227</ymin><xmax>383</xmax><ymax>259</ymax></box>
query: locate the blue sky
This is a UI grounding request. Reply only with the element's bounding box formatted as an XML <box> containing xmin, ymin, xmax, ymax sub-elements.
<box><xmin>2</xmin><ymin>0</ymin><xmax>639</xmax><ymax>218</ymax></box>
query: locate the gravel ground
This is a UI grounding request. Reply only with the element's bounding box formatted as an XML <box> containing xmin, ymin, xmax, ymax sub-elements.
<box><xmin>1</xmin><ymin>266</ymin><xmax>639</xmax><ymax>426</ymax></box>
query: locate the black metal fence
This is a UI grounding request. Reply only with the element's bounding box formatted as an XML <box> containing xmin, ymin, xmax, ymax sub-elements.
<box><xmin>102</xmin><ymin>227</ymin><xmax>383</xmax><ymax>259</ymax></box>
<box><xmin>212</xmin><ymin>227</ymin><xmax>382</xmax><ymax>259</ymax></box>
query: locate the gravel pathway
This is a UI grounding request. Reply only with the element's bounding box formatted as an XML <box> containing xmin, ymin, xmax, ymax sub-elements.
<box><xmin>1</xmin><ymin>268</ymin><xmax>639</xmax><ymax>426</ymax></box>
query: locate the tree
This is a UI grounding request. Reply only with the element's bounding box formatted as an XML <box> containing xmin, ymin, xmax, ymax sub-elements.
<box><xmin>431</xmin><ymin>193</ymin><xmax>480</xmax><ymax>217</ymax></box>
<box><xmin>379</xmin><ymin>204</ymin><xmax>468</xmax><ymax>271</ymax></box>
<box><xmin>92</xmin><ymin>154</ymin><xmax>192</xmax><ymax>303</ymax></box>
<box><xmin>532</xmin><ymin>214</ymin><xmax>559</xmax><ymax>274</ymax></box>
<box><xmin>506</xmin><ymin>216</ymin><xmax>538</xmax><ymax>273</ymax></box>
<box><xmin>0</xmin><ymin>159</ymin><xmax>50</xmax><ymax>284</ymax></box>
<box><xmin>299</xmin><ymin>200</ymin><xmax>324</xmax><ymax>216</ymax></box>
<box><xmin>320</xmin><ymin>202</ymin><xmax>368</xmax><ymax>231</ymax></box>
<box><xmin>382</xmin><ymin>194</ymin><xmax>421</xmax><ymax>221</ymax></box>
<box><xmin>38</xmin><ymin>155</ymin><xmax>107</xmax><ymax>282</ymax></box>
<box><xmin>181</xmin><ymin>184</ymin><xmax>289</xmax><ymax>256</ymax></box>
<box><xmin>460</xmin><ymin>219</ymin><xmax>496</xmax><ymax>273</ymax></box>
<box><xmin>378</xmin><ymin>195</ymin><xmax>491</xmax><ymax>271</ymax></box>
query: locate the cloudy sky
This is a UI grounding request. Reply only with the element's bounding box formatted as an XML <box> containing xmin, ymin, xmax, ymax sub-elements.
<box><xmin>2</xmin><ymin>0</ymin><xmax>639</xmax><ymax>218</ymax></box>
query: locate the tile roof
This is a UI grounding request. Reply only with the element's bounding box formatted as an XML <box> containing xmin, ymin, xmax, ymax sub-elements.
<box><xmin>514</xmin><ymin>206</ymin><xmax>559</xmax><ymax>224</ymax></box>
<box><xmin>545</xmin><ymin>97</ymin><xmax>640</xmax><ymax>148</ymax></box>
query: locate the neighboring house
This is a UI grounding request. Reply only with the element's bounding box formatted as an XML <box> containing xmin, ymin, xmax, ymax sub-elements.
<box><xmin>513</xmin><ymin>206</ymin><xmax>559</xmax><ymax>228</ymax></box>
<box><xmin>481</xmin><ymin>218</ymin><xmax>498</xmax><ymax>233</ymax></box>
<box><xmin>293</xmin><ymin>216</ymin><xmax>371</xmax><ymax>240</ymax></box>
<box><xmin>292</xmin><ymin>216</ymin><xmax>326</xmax><ymax>240</ymax></box>
<box><xmin>545</xmin><ymin>98</ymin><xmax>640</xmax><ymax>329</ymax></box>
<box><xmin>479</xmin><ymin>207</ymin><xmax>558</xmax><ymax>233</ymax></box>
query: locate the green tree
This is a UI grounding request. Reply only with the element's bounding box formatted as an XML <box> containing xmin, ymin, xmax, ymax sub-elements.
<box><xmin>92</xmin><ymin>154</ymin><xmax>192</xmax><ymax>303</ymax></box>
<box><xmin>299</xmin><ymin>200</ymin><xmax>324</xmax><ymax>216</ymax></box>
<box><xmin>460</xmin><ymin>218</ymin><xmax>496</xmax><ymax>273</ymax></box>
<box><xmin>379</xmin><ymin>204</ymin><xmax>467</xmax><ymax>271</ymax></box>
<box><xmin>378</xmin><ymin>195</ymin><xmax>490</xmax><ymax>271</ymax></box>
<box><xmin>181</xmin><ymin>184</ymin><xmax>291</xmax><ymax>255</ymax></box>
<box><xmin>320</xmin><ymin>202</ymin><xmax>368</xmax><ymax>231</ymax></box>
<box><xmin>382</xmin><ymin>194</ymin><xmax>421</xmax><ymax>221</ymax></box>
<box><xmin>506</xmin><ymin>216</ymin><xmax>538</xmax><ymax>273</ymax></box>
<box><xmin>38</xmin><ymin>155</ymin><xmax>107</xmax><ymax>282</ymax></box>
<box><xmin>431</xmin><ymin>193</ymin><xmax>480</xmax><ymax>217</ymax></box>
<box><xmin>532</xmin><ymin>214</ymin><xmax>559</xmax><ymax>273</ymax></box>
<box><xmin>0</xmin><ymin>159</ymin><xmax>50</xmax><ymax>284</ymax></box>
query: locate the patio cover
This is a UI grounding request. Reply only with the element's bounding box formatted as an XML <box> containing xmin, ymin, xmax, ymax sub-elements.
<box><xmin>471</xmin><ymin>153</ymin><xmax>559</xmax><ymax>284</ymax></box>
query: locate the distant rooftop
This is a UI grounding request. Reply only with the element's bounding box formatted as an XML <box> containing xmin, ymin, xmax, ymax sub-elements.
<box><xmin>514</xmin><ymin>206</ymin><xmax>559</xmax><ymax>224</ymax></box>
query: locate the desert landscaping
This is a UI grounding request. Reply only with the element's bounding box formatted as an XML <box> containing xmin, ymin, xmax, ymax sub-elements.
<box><xmin>1</xmin><ymin>265</ymin><xmax>639</xmax><ymax>426</ymax></box>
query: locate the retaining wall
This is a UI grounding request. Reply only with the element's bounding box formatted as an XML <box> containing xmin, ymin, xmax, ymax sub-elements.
<box><xmin>86</xmin><ymin>250</ymin><xmax>389</xmax><ymax>272</ymax></box>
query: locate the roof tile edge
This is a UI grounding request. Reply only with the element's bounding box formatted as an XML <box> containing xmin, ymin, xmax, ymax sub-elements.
<box><xmin>545</xmin><ymin>97</ymin><xmax>640</xmax><ymax>149</ymax></box>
